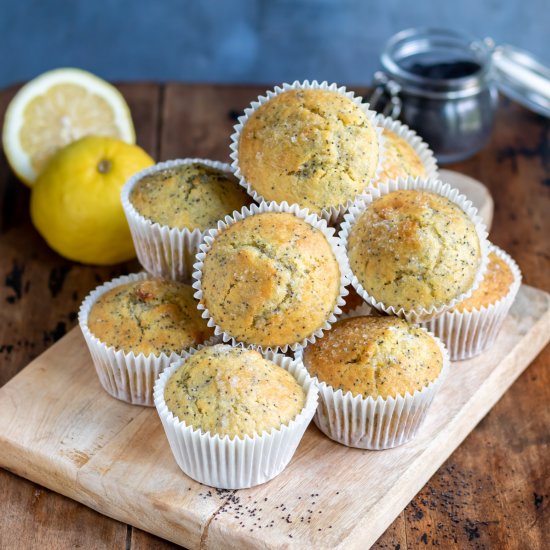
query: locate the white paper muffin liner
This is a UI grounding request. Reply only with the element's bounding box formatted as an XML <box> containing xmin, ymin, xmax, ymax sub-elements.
<box><xmin>422</xmin><ymin>244</ymin><xmax>522</xmax><ymax>360</ymax></box>
<box><xmin>192</xmin><ymin>200</ymin><xmax>349</xmax><ymax>353</ymax></box>
<box><xmin>339</xmin><ymin>176</ymin><xmax>490</xmax><ymax>323</ymax></box>
<box><xmin>121</xmin><ymin>158</ymin><xmax>237</xmax><ymax>283</ymax></box>
<box><xmin>78</xmin><ymin>272</ymin><xmax>217</xmax><ymax>406</ymax></box>
<box><xmin>338</xmin><ymin>302</ymin><xmax>376</xmax><ymax>319</ymax></box>
<box><xmin>229</xmin><ymin>80</ymin><xmax>386</xmax><ymax>225</ymax></box>
<box><xmin>374</xmin><ymin>114</ymin><xmax>438</xmax><ymax>184</ymax></box>
<box><xmin>154</xmin><ymin>346</ymin><xmax>319</xmax><ymax>489</ymax></box>
<box><xmin>296</xmin><ymin>328</ymin><xmax>450</xmax><ymax>449</ymax></box>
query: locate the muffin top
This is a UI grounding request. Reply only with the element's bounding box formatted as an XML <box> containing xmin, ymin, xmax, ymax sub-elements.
<box><xmin>200</xmin><ymin>211</ymin><xmax>341</xmax><ymax>348</ymax></box>
<box><xmin>347</xmin><ymin>189</ymin><xmax>481</xmax><ymax>311</ymax></box>
<box><xmin>130</xmin><ymin>162</ymin><xmax>251</xmax><ymax>230</ymax></box>
<box><xmin>453</xmin><ymin>251</ymin><xmax>514</xmax><ymax>312</ymax></box>
<box><xmin>377</xmin><ymin>128</ymin><xmax>427</xmax><ymax>183</ymax></box>
<box><xmin>87</xmin><ymin>279</ymin><xmax>213</xmax><ymax>355</ymax></box>
<box><xmin>164</xmin><ymin>345</ymin><xmax>305</xmax><ymax>438</ymax></box>
<box><xmin>238</xmin><ymin>89</ymin><xmax>379</xmax><ymax>213</ymax></box>
<box><xmin>304</xmin><ymin>316</ymin><xmax>443</xmax><ymax>399</ymax></box>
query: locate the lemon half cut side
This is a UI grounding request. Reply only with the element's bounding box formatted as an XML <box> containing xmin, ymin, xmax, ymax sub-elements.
<box><xmin>2</xmin><ymin>68</ymin><xmax>135</xmax><ymax>185</ymax></box>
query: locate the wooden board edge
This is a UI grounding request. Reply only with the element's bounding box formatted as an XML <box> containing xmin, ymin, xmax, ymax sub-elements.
<box><xmin>0</xmin><ymin>406</ymin><xmax>206</xmax><ymax>549</ymax></box>
<box><xmin>0</xmin><ymin>437</ymin><xmax>102</xmax><ymax>514</ymax></box>
<box><xmin>0</xmin><ymin>442</ymin><xmax>204</xmax><ymax>550</ymax></box>
<box><xmin>336</xmin><ymin>293</ymin><xmax>550</xmax><ymax>550</ymax></box>
<box><xmin>0</xmin><ymin>329</ymin><xmax>81</xmax><ymax>388</ymax></box>
<box><xmin>77</xmin><ymin>471</ymin><xmax>209</xmax><ymax>550</ymax></box>
<box><xmin>0</xmin><ymin>287</ymin><xmax>549</xmax><ymax>550</ymax></box>
<box><xmin>75</xmin><ymin>411</ymin><xmax>211</xmax><ymax>550</ymax></box>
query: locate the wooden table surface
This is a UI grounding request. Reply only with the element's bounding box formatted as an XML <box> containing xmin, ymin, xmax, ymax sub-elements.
<box><xmin>0</xmin><ymin>82</ymin><xmax>548</xmax><ymax>550</ymax></box>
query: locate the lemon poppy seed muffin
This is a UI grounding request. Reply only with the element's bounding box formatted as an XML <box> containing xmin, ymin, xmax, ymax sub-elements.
<box><xmin>130</xmin><ymin>162</ymin><xmax>251</xmax><ymax>230</ymax></box>
<box><xmin>304</xmin><ymin>316</ymin><xmax>443</xmax><ymax>399</ymax></box>
<box><xmin>452</xmin><ymin>251</ymin><xmax>514</xmax><ymax>313</ymax></box>
<box><xmin>164</xmin><ymin>345</ymin><xmax>306</xmax><ymax>438</ymax></box>
<box><xmin>88</xmin><ymin>279</ymin><xmax>213</xmax><ymax>355</ymax></box>
<box><xmin>200</xmin><ymin>211</ymin><xmax>341</xmax><ymax>348</ymax></box>
<box><xmin>348</xmin><ymin>189</ymin><xmax>481</xmax><ymax>311</ymax></box>
<box><xmin>238</xmin><ymin>89</ymin><xmax>379</xmax><ymax>213</ymax></box>
<box><xmin>377</xmin><ymin>129</ymin><xmax>427</xmax><ymax>183</ymax></box>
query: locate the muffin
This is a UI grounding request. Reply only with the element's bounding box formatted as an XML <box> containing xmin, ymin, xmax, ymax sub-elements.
<box><xmin>235</xmin><ymin>84</ymin><xmax>380</xmax><ymax>217</ymax></box>
<box><xmin>423</xmin><ymin>245</ymin><xmax>522</xmax><ymax>360</ymax></box>
<box><xmin>87</xmin><ymin>278</ymin><xmax>213</xmax><ymax>356</ymax></box>
<box><xmin>374</xmin><ymin>115</ymin><xmax>437</xmax><ymax>186</ymax></box>
<box><xmin>130</xmin><ymin>162</ymin><xmax>251</xmax><ymax>231</ymax></box>
<box><xmin>121</xmin><ymin>159</ymin><xmax>250</xmax><ymax>281</ymax></box>
<box><xmin>304</xmin><ymin>316</ymin><xmax>443</xmax><ymax>399</ymax></box>
<box><xmin>164</xmin><ymin>345</ymin><xmax>305</xmax><ymax>438</ymax></box>
<box><xmin>299</xmin><ymin>315</ymin><xmax>448</xmax><ymax>449</ymax></box>
<box><xmin>452</xmin><ymin>251</ymin><xmax>514</xmax><ymax>313</ymax></box>
<box><xmin>154</xmin><ymin>345</ymin><xmax>319</xmax><ymax>488</ymax></box>
<box><xmin>345</xmin><ymin>185</ymin><xmax>484</xmax><ymax>317</ymax></box>
<box><xmin>79</xmin><ymin>273</ymin><xmax>214</xmax><ymax>406</ymax></box>
<box><xmin>378</xmin><ymin>129</ymin><xmax>427</xmax><ymax>181</ymax></box>
<box><xmin>197</xmin><ymin>208</ymin><xmax>344</xmax><ymax>349</ymax></box>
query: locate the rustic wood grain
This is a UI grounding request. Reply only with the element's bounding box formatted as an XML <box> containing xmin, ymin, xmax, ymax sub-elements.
<box><xmin>0</xmin><ymin>469</ymin><xmax>128</xmax><ymax>549</ymax></box>
<box><xmin>131</xmin><ymin>528</ymin><xmax>181</xmax><ymax>550</ymax></box>
<box><xmin>159</xmin><ymin>83</ymin><xmax>267</xmax><ymax>162</ymax></box>
<box><xmin>0</xmin><ymin>286</ymin><xmax>548</xmax><ymax>549</ymax></box>
<box><xmin>0</xmin><ymin>83</ymin><xmax>548</xmax><ymax>549</ymax></box>
<box><xmin>0</xmin><ymin>82</ymin><xmax>159</xmax><ymax>387</ymax></box>
<box><xmin>391</xmin><ymin>96</ymin><xmax>550</xmax><ymax>550</ymax></box>
<box><xmin>0</xmin><ymin>82</ymin><xmax>158</xmax><ymax>550</ymax></box>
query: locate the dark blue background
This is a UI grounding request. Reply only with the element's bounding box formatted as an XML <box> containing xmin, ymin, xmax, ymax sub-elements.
<box><xmin>1</xmin><ymin>0</ymin><xmax>548</xmax><ymax>87</ymax></box>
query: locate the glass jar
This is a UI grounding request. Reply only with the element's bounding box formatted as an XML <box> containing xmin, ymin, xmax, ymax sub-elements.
<box><xmin>371</xmin><ymin>28</ymin><xmax>498</xmax><ymax>164</ymax></box>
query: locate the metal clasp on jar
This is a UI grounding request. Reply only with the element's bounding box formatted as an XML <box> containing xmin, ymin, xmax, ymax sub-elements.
<box><xmin>368</xmin><ymin>71</ymin><xmax>402</xmax><ymax>118</ymax></box>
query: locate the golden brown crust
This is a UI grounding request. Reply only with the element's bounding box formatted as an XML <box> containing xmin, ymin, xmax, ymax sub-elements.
<box><xmin>130</xmin><ymin>162</ymin><xmax>251</xmax><ymax>230</ymax></box>
<box><xmin>88</xmin><ymin>279</ymin><xmax>213</xmax><ymax>355</ymax></box>
<box><xmin>453</xmin><ymin>252</ymin><xmax>514</xmax><ymax>312</ymax></box>
<box><xmin>164</xmin><ymin>345</ymin><xmax>305</xmax><ymax>438</ymax></box>
<box><xmin>304</xmin><ymin>316</ymin><xmax>442</xmax><ymax>399</ymax></box>
<box><xmin>201</xmin><ymin>212</ymin><xmax>341</xmax><ymax>347</ymax></box>
<box><xmin>238</xmin><ymin>89</ymin><xmax>379</xmax><ymax>213</ymax></box>
<box><xmin>348</xmin><ymin>190</ymin><xmax>481</xmax><ymax>311</ymax></box>
<box><xmin>377</xmin><ymin>129</ymin><xmax>427</xmax><ymax>183</ymax></box>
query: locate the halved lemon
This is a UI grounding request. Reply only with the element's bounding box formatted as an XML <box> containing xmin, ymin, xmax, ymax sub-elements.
<box><xmin>2</xmin><ymin>68</ymin><xmax>135</xmax><ymax>185</ymax></box>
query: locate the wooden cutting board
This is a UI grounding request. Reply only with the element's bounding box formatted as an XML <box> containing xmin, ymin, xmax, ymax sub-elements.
<box><xmin>0</xmin><ymin>284</ymin><xmax>548</xmax><ymax>550</ymax></box>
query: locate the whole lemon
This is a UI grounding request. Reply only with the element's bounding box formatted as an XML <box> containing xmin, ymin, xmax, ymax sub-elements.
<box><xmin>31</xmin><ymin>136</ymin><xmax>154</xmax><ymax>265</ymax></box>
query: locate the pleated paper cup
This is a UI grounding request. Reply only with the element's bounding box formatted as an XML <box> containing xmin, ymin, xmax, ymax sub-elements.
<box><xmin>121</xmin><ymin>158</ymin><xmax>235</xmax><ymax>283</ymax></box>
<box><xmin>296</xmin><ymin>328</ymin><xmax>450</xmax><ymax>450</ymax></box>
<box><xmin>192</xmin><ymin>200</ymin><xmax>349</xmax><ymax>353</ymax></box>
<box><xmin>79</xmin><ymin>272</ymin><xmax>216</xmax><ymax>407</ymax></box>
<box><xmin>339</xmin><ymin>176</ymin><xmax>490</xmax><ymax>323</ymax></box>
<box><xmin>229</xmin><ymin>80</ymin><xmax>385</xmax><ymax>225</ymax></box>
<box><xmin>339</xmin><ymin>302</ymin><xmax>376</xmax><ymax>319</ymax></box>
<box><xmin>374</xmin><ymin>114</ymin><xmax>438</xmax><ymax>184</ymax></box>
<box><xmin>154</xmin><ymin>346</ymin><xmax>319</xmax><ymax>489</ymax></box>
<box><xmin>422</xmin><ymin>244</ymin><xmax>522</xmax><ymax>360</ymax></box>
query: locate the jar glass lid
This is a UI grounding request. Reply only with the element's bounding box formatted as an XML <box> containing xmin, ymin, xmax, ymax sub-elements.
<box><xmin>492</xmin><ymin>44</ymin><xmax>550</xmax><ymax>118</ymax></box>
